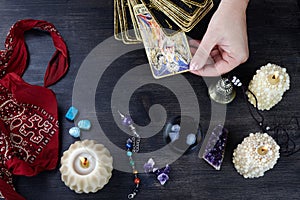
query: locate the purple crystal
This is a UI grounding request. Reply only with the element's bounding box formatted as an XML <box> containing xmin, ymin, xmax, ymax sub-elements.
<box><xmin>162</xmin><ymin>164</ymin><xmax>170</xmax><ymax>174</ymax></box>
<box><xmin>202</xmin><ymin>124</ymin><xmax>228</xmax><ymax>170</ymax></box>
<box><xmin>122</xmin><ymin>115</ymin><xmax>133</xmax><ymax>126</ymax></box>
<box><xmin>157</xmin><ymin>173</ymin><xmax>169</xmax><ymax>185</ymax></box>
<box><xmin>153</xmin><ymin>164</ymin><xmax>170</xmax><ymax>185</ymax></box>
<box><xmin>144</xmin><ymin>158</ymin><xmax>155</xmax><ymax>173</ymax></box>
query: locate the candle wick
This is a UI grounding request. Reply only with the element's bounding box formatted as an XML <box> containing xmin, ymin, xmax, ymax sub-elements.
<box><xmin>80</xmin><ymin>157</ymin><xmax>89</xmax><ymax>168</ymax></box>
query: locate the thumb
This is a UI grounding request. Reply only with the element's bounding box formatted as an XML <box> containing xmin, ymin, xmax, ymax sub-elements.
<box><xmin>190</xmin><ymin>33</ymin><xmax>216</xmax><ymax>70</ymax></box>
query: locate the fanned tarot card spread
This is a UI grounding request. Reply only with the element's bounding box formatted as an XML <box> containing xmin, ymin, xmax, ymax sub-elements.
<box><xmin>133</xmin><ymin>4</ymin><xmax>191</xmax><ymax>79</ymax></box>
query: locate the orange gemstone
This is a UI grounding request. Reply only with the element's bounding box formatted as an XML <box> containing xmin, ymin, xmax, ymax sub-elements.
<box><xmin>134</xmin><ymin>178</ymin><xmax>140</xmax><ymax>184</ymax></box>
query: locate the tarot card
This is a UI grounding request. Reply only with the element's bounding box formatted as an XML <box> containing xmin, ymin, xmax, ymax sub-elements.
<box><xmin>127</xmin><ymin>0</ymin><xmax>142</xmax><ymax>41</ymax></box>
<box><xmin>133</xmin><ymin>4</ymin><xmax>191</xmax><ymax>79</ymax></box>
<box><xmin>117</xmin><ymin>0</ymin><xmax>141</xmax><ymax>44</ymax></box>
<box><xmin>157</xmin><ymin>0</ymin><xmax>209</xmax><ymax>17</ymax></box>
<box><xmin>141</xmin><ymin>0</ymin><xmax>213</xmax><ymax>32</ymax></box>
<box><xmin>139</xmin><ymin>0</ymin><xmax>182</xmax><ymax>35</ymax></box>
<box><xmin>156</xmin><ymin>0</ymin><xmax>213</xmax><ymax>31</ymax></box>
<box><xmin>114</xmin><ymin>0</ymin><xmax>122</xmax><ymax>40</ymax></box>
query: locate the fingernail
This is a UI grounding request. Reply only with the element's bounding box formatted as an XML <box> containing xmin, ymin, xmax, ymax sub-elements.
<box><xmin>189</xmin><ymin>62</ymin><xmax>198</xmax><ymax>70</ymax></box>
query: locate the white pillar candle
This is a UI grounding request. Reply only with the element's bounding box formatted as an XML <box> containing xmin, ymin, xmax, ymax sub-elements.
<box><xmin>60</xmin><ymin>140</ymin><xmax>113</xmax><ymax>193</ymax></box>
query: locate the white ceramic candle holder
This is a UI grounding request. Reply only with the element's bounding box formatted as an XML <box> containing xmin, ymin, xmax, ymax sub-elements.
<box><xmin>60</xmin><ymin>140</ymin><xmax>113</xmax><ymax>193</ymax></box>
<box><xmin>247</xmin><ymin>63</ymin><xmax>290</xmax><ymax>110</ymax></box>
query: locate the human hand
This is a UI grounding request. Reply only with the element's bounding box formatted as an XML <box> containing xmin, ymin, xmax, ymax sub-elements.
<box><xmin>189</xmin><ymin>0</ymin><xmax>250</xmax><ymax>76</ymax></box>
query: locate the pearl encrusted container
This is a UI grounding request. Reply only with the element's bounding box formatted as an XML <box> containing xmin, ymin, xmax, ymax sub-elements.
<box><xmin>60</xmin><ymin>140</ymin><xmax>113</xmax><ymax>193</ymax></box>
<box><xmin>232</xmin><ymin>132</ymin><xmax>280</xmax><ymax>178</ymax></box>
<box><xmin>247</xmin><ymin>63</ymin><xmax>290</xmax><ymax>110</ymax></box>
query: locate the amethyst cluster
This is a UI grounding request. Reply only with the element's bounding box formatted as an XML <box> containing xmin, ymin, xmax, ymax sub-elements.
<box><xmin>202</xmin><ymin>125</ymin><xmax>228</xmax><ymax>170</ymax></box>
<box><xmin>143</xmin><ymin>158</ymin><xmax>171</xmax><ymax>185</ymax></box>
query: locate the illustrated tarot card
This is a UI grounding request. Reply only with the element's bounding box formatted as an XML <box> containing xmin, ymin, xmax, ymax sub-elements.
<box><xmin>133</xmin><ymin>4</ymin><xmax>191</xmax><ymax>79</ymax></box>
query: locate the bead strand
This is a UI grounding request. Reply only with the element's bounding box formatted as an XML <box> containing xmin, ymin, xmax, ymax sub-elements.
<box><xmin>119</xmin><ymin>111</ymin><xmax>141</xmax><ymax>199</ymax></box>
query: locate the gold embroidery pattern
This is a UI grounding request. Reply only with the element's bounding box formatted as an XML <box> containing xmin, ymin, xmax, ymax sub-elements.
<box><xmin>19</xmin><ymin>114</ymin><xmax>53</xmax><ymax>144</ymax></box>
<box><xmin>0</xmin><ymin>131</ymin><xmax>13</xmax><ymax>188</ymax></box>
<box><xmin>0</xmin><ymin>84</ymin><xmax>58</xmax><ymax>164</ymax></box>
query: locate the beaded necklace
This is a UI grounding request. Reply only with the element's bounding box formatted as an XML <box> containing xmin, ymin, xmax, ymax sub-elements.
<box><xmin>119</xmin><ymin>111</ymin><xmax>141</xmax><ymax>199</ymax></box>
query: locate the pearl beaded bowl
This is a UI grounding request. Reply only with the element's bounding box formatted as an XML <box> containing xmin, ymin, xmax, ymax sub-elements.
<box><xmin>232</xmin><ymin>132</ymin><xmax>280</xmax><ymax>178</ymax></box>
<box><xmin>247</xmin><ymin>63</ymin><xmax>290</xmax><ymax>111</ymax></box>
<box><xmin>60</xmin><ymin>140</ymin><xmax>113</xmax><ymax>193</ymax></box>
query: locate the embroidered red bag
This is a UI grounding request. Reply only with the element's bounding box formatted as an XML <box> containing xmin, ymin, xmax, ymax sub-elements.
<box><xmin>0</xmin><ymin>19</ymin><xmax>69</xmax><ymax>200</ymax></box>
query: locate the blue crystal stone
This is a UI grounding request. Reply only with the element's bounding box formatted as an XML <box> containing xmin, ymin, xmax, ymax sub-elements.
<box><xmin>186</xmin><ymin>133</ymin><xmax>196</xmax><ymax>145</ymax></box>
<box><xmin>122</xmin><ymin>115</ymin><xmax>133</xmax><ymax>126</ymax></box>
<box><xmin>171</xmin><ymin>124</ymin><xmax>180</xmax><ymax>132</ymax></box>
<box><xmin>168</xmin><ymin>131</ymin><xmax>179</xmax><ymax>142</ymax></box>
<box><xmin>78</xmin><ymin>119</ymin><xmax>91</xmax><ymax>130</ymax></box>
<box><xmin>65</xmin><ymin>106</ymin><xmax>78</xmax><ymax>121</ymax></box>
<box><xmin>69</xmin><ymin>127</ymin><xmax>80</xmax><ymax>138</ymax></box>
<box><xmin>126</xmin><ymin>143</ymin><xmax>133</xmax><ymax>149</ymax></box>
<box><xmin>202</xmin><ymin>124</ymin><xmax>229</xmax><ymax>170</ymax></box>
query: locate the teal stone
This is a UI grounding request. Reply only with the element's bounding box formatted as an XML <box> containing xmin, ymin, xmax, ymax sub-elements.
<box><xmin>130</xmin><ymin>160</ymin><xmax>135</xmax><ymax>166</ymax></box>
<box><xmin>69</xmin><ymin>127</ymin><xmax>80</xmax><ymax>138</ymax></box>
<box><xmin>65</xmin><ymin>106</ymin><xmax>78</xmax><ymax>121</ymax></box>
<box><xmin>127</xmin><ymin>151</ymin><xmax>133</xmax><ymax>157</ymax></box>
<box><xmin>78</xmin><ymin>119</ymin><xmax>91</xmax><ymax>130</ymax></box>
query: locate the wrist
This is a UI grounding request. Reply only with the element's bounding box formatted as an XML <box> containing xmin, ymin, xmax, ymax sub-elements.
<box><xmin>220</xmin><ymin>0</ymin><xmax>249</xmax><ymax>11</ymax></box>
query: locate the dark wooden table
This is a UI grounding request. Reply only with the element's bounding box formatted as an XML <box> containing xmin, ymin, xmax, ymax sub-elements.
<box><xmin>0</xmin><ymin>0</ymin><xmax>299</xmax><ymax>199</ymax></box>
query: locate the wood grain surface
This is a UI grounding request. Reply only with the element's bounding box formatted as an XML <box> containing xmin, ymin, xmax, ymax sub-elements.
<box><xmin>0</xmin><ymin>0</ymin><xmax>299</xmax><ymax>199</ymax></box>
